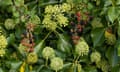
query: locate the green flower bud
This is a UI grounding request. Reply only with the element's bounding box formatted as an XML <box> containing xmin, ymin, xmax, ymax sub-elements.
<box><xmin>96</xmin><ymin>59</ymin><xmax>110</xmax><ymax>72</ymax></box>
<box><xmin>4</xmin><ymin>19</ymin><xmax>15</xmax><ymax>30</ymax></box>
<box><xmin>61</xmin><ymin>3</ymin><xmax>71</xmax><ymax>12</ymax></box>
<box><xmin>106</xmin><ymin>34</ymin><xmax>116</xmax><ymax>45</ymax></box>
<box><xmin>27</xmin><ymin>52</ymin><xmax>38</xmax><ymax>64</ymax></box>
<box><xmin>90</xmin><ymin>51</ymin><xmax>101</xmax><ymax>63</ymax></box>
<box><xmin>0</xmin><ymin>49</ymin><xmax>5</xmax><ymax>57</ymax></box>
<box><xmin>50</xmin><ymin>57</ymin><xmax>63</xmax><ymax>71</ymax></box>
<box><xmin>75</xmin><ymin>38</ymin><xmax>89</xmax><ymax>56</ymax></box>
<box><xmin>18</xmin><ymin>44</ymin><xmax>27</xmax><ymax>54</ymax></box>
<box><xmin>42</xmin><ymin>14</ymin><xmax>57</xmax><ymax>31</ymax></box>
<box><xmin>0</xmin><ymin>35</ymin><xmax>7</xmax><ymax>49</ymax></box>
<box><xmin>56</xmin><ymin>14</ymin><xmax>68</xmax><ymax>27</ymax></box>
<box><xmin>42</xmin><ymin>47</ymin><xmax>55</xmax><ymax>59</ymax></box>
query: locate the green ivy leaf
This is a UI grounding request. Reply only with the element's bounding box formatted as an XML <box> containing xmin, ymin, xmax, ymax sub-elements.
<box><xmin>34</xmin><ymin>40</ymin><xmax>44</xmax><ymax>54</ymax></box>
<box><xmin>63</xmin><ymin>63</ymin><xmax>72</xmax><ymax>69</ymax></box>
<box><xmin>91</xmin><ymin>28</ymin><xmax>105</xmax><ymax>47</ymax></box>
<box><xmin>116</xmin><ymin>0</ymin><xmax>120</xmax><ymax>5</ymax></box>
<box><xmin>118</xmin><ymin>44</ymin><xmax>120</xmax><ymax>56</ymax></box>
<box><xmin>10</xmin><ymin>61</ymin><xmax>22</xmax><ymax>71</ymax></box>
<box><xmin>0</xmin><ymin>68</ymin><xmax>4</xmax><ymax>72</ymax></box>
<box><xmin>111</xmin><ymin>65</ymin><xmax>120</xmax><ymax>72</ymax></box>
<box><xmin>84</xmin><ymin>66</ymin><xmax>97</xmax><ymax>72</ymax></box>
<box><xmin>108</xmin><ymin>7</ymin><xmax>119</xmax><ymax>23</ymax></box>
<box><xmin>57</xmin><ymin>34</ymin><xmax>72</xmax><ymax>53</ymax></box>
<box><xmin>118</xmin><ymin>21</ymin><xmax>120</xmax><ymax>37</ymax></box>
<box><xmin>7</xmin><ymin>34</ymin><xmax>15</xmax><ymax>45</ymax></box>
<box><xmin>106</xmin><ymin>47</ymin><xmax>118</xmax><ymax>67</ymax></box>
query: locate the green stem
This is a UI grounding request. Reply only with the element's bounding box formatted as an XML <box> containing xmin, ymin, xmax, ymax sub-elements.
<box><xmin>43</xmin><ymin>31</ymin><xmax>52</xmax><ymax>41</ymax></box>
<box><xmin>45</xmin><ymin>58</ymin><xmax>48</xmax><ymax>67</ymax></box>
<box><xmin>55</xmin><ymin>70</ymin><xmax>58</xmax><ymax>72</ymax></box>
<box><xmin>111</xmin><ymin>0</ymin><xmax>115</xmax><ymax>6</ymax></box>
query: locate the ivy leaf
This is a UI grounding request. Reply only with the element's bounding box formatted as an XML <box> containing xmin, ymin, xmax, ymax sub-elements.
<box><xmin>118</xmin><ymin>44</ymin><xmax>120</xmax><ymax>56</ymax></box>
<box><xmin>34</xmin><ymin>40</ymin><xmax>44</xmax><ymax>54</ymax></box>
<box><xmin>106</xmin><ymin>47</ymin><xmax>118</xmax><ymax>67</ymax></box>
<box><xmin>7</xmin><ymin>34</ymin><xmax>15</xmax><ymax>45</ymax></box>
<box><xmin>116</xmin><ymin>0</ymin><xmax>120</xmax><ymax>5</ymax></box>
<box><xmin>84</xmin><ymin>66</ymin><xmax>97</xmax><ymax>72</ymax></box>
<box><xmin>108</xmin><ymin>7</ymin><xmax>119</xmax><ymax>23</ymax></box>
<box><xmin>57</xmin><ymin>34</ymin><xmax>72</xmax><ymax>54</ymax></box>
<box><xmin>91</xmin><ymin>28</ymin><xmax>105</xmax><ymax>47</ymax></box>
<box><xmin>9</xmin><ymin>61</ymin><xmax>22</xmax><ymax>71</ymax></box>
<box><xmin>118</xmin><ymin>21</ymin><xmax>120</xmax><ymax>37</ymax></box>
<box><xmin>111</xmin><ymin>65</ymin><xmax>120</xmax><ymax>72</ymax></box>
<box><xmin>0</xmin><ymin>68</ymin><xmax>3</xmax><ymax>72</ymax></box>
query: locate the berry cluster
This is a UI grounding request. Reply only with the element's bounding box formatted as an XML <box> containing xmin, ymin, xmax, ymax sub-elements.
<box><xmin>70</xmin><ymin>11</ymin><xmax>91</xmax><ymax>44</ymax></box>
<box><xmin>20</xmin><ymin>23</ymin><xmax>35</xmax><ymax>53</ymax></box>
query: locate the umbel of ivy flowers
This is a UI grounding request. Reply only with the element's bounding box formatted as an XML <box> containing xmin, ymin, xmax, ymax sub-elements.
<box><xmin>42</xmin><ymin>46</ymin><xmax>55</xmax><ymax>59</ymax></box>
<box><xmin>75</xmin><ymin>37</ymin><xmax>89</xmax><ymax>56</ymax></box>
<box><xmin>50</xmin><ymin>57</ymin><xmax>63</xmax><ymax>72</ymax></box>
<box><xmin>42</xmin><ymin>3</ymin><xmax>71</xmax><ymax>31</ymax></box>
<box><xmin>90</xmin><ymin>51</ymin><xmax>101</xmax><ymax>63</ymax></box>
<box><xmin>27</xmin><ymin>52</ymin><xmax>38</xmax><ymax>64</ymax></box>
<box><xmin>0</xmin><ymin>31</ymin><xmax>8</xmax><ymax>57</ymax></box>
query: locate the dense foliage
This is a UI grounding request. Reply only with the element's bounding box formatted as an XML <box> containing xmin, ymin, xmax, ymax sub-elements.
<box><xmin>0</xmin><ymin>0</ymin><xmax>120</xmax><ymax>72</ymax></box>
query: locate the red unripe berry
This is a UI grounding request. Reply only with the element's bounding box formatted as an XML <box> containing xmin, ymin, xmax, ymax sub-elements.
<box><xmin>77</xmin><ymin>17</ymin><xmax>81</xmax><ymax>21</ymax></box>
<box><xmin>29</xmin><ymin>48</ymin><xmax>34</xmax><ymax>52</ymax></box>
<box><xmin>76</xmin><ymin>12</ymin><xmax>81</xmax><ymax>17</ymax></box>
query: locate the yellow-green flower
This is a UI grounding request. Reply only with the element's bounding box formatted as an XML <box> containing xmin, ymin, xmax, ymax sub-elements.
<box><xmin>42</xmin><ymin>14</ymin><xmax>57</xmax><ymax>31</ymax></box>
<box><xmin>53</xmin><ymin>5</ymin><xmax>61</xmax><ymax>14</ymax></box>
<box><xmin>96</xmin><ymin>59</ymin><xmax>110</xmax><ymax>72</ymax></box>
<box><xmin>18</xmin><ymin>44</ymin><xmax>27</xmax><ymax>54</ymax></box>
<box><xmin>90</xmin><ymin>51</ymin><xmax>101</xmax><ymax>63</ymax></box>
<box><xmin>61</xmin><ymin>3</ymin><xmax>71</xmax><ymax>12</ymax></box>
<box><xmin>56</xmin><ymin>14</ymin><xmax>68</xmax><ymax>27</ymax></box>
<box><xmin>75</xmin><ymin>38</ymin><xmax>89</xmax><ymax>56</ymax></box>
<box><xmin>45</xmin><ymin>5</ymin><xmax>54</xmax><ymax>14</ymax></box>
<box><xmin>27</xmin><ymin>52</ymin><xmax>38</xmax><ymax>64</ymax></box>
<box><xmin>0</xmin><ymin>35</ymin><xmax>7</xmax><ymax>49</ymax></box>
<box><xmin>4</xmin><ymin>19</ymin><xmax>15</xmax><ymax>30</ymax></box>
<box><xmin>0</xmin><ymin>49</ymin><xmax>5</xmax><ymax>57</ymax></box>
<box><xmin>42</xmin><ymin>47</ymin><xmax>55</xmax><ymax>59</ymax></box>
<box><xmin>50</xmin><ymin>57</ymin><xmax>63</xmax><ymax>71</ymax></box>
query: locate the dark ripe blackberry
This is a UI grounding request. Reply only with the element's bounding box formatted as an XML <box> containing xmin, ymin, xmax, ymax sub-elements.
<box><xmin>89</xmin><ymin>16</ymin><xmax>93</xmax><ymax>21</ymax></box>
<box><xmin>29</xmin><ymin>38</ymin><xmax>33</xmax><ymax>43</ymax></box>
<box><xmin>80</xmin><ymin>20</ymin><xmax>85</xmax><ymax>25</ymax></box>
<box><xmin>71</xmin><ymin>14</ymin><xmax>75</xmax><ymax>18</ymax></box>
<box><xmin>70</xmin><ymin>21</ymin><xmax>75</xmax><ymax>26</ymax></box>
<box><xmin>77</xmin><ymin>24</ymin><xmax>82</xmax><ymax>29</ymax></box>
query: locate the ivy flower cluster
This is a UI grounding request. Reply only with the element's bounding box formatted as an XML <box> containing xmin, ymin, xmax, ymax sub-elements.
<box><xmin>42</xmin><ymin>46</ymin><xmax>63</xmax><ymax>71</ymax></box>
<box><xmin>0</xmin><ymin>32</ymin><xmax>7</xmax><ymax>57</ymax></box>
<box><xmin>90</xmin><ymin>51</ymin><xmax>101</xmax><ymax>63</ymax></box>
<box><xmin>75</xmin><ymin>37</ymin><xmax>89</xmax><ymax>56</ymax></box>
<box><xmin>42</xmin><ymin>3</ymin><xmax>71</xmax><ymax>31</ymax></box>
